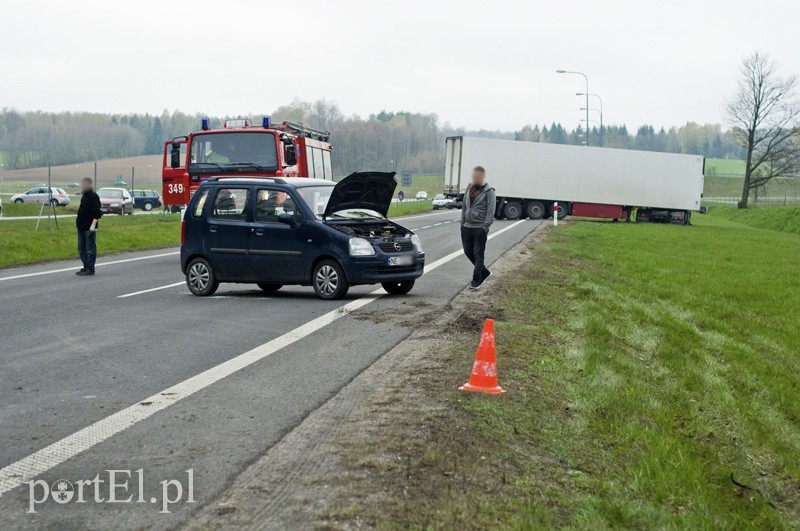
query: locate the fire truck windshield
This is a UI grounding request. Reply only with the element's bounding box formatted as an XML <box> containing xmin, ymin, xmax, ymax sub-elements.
<box><xmin>189</xmin><ymin>132</ymin><xmax>278</xmax><ymax>173</ymax></box>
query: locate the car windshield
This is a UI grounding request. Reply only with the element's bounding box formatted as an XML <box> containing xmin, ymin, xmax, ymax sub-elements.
<box><xmin>295</xmin><ymin>185</ymin><xmax>334</xmax><ymax>217</ymax></box>
<box><xmin>434</xmin><ymin>194</ymin><xmax>445</xmax><ymax>200</ymax></box>
<box><xmin>295</xmin><ymin>185</ymin><xmax>382</xmax><ymax>219</ymax></box>
<box><xmin>189</xmin><ymin>132</ymin><xmax>278</xmax><ymax>171</ymax></box>
<box><xmin>98</xmin><ymin>189</ymin><xmax>123</xmax><ymax>199</ymax></box>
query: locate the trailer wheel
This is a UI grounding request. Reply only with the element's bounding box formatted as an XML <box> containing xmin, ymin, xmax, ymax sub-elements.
<box><xmin>503</xmin><ymin>201</ymin><xmax>522</xmax><ymax>220</ymax></box>
<box><xmin>555</xmin><ymin>202</ymin><xmax>569</xmax><ymax>219</ymax></box>
<box><xmin>525</xmin><ymin>201</ymin><xmax>545</xmax><ymax>219</ymax></box>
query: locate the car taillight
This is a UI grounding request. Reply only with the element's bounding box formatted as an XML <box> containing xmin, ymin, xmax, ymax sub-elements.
<box><xmin>181</xmin><ymin>220</ymin><xmax>186</xmax><ymax>245</ymax></box>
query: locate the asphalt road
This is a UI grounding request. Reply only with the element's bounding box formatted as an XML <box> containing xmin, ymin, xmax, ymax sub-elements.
<box><xmin>0</xmin><ymin>209</ymin><xmax>540</xmax><ymax>528</ymax></box>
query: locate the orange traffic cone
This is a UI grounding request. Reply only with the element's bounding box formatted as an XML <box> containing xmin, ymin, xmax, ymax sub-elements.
<box><xmin>459</xmin><ymin>318</ymin><xmax>506</xmax><ymax>394</ymax></box>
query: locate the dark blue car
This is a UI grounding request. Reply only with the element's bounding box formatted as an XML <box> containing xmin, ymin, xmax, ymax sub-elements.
<box><xmin>180</xmin><ymin>172</ymin><xmax>425</xmax><ymax>299</ymax></box>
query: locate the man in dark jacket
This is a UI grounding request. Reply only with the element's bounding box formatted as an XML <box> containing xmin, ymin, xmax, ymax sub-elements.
<box><xmin>75</xmin><ymin>178</ymin><xmax>102</xmax><ymax>276</ymax></box>
<box><xmin>460</xmin><ymin>166</ymin><xmax>496</xmax><ymax>289</ymax></box>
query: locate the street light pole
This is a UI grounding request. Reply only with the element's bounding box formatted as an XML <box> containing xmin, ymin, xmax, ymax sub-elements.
<box><xmin>557</xmin><ymin>69</ymin><xmax>589</xmax><ymax>146</ymax></box>
<box><xmin>578</xmin><ymin>92</ymin><xmax>603</xmax><ymax>147</ymax></box>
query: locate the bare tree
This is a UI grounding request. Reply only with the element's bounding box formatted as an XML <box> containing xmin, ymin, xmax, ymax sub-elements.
<box><xmin>727</xmin><ymin>51</ymin><xmax>800</xmax><ymax>208</ymax></box>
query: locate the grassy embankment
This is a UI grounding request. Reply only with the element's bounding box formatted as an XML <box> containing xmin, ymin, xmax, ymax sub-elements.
<box><xmin>0</xmin><ymin>214</ymin><xmax>182</xmax><ymax>269</ymax></box>
<box><xmin>398</xmin><ymin>207</ymin><xmax>800</xmax><ymax>528</ymax></box>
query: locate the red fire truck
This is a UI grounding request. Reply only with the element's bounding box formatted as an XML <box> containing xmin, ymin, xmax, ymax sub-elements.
<box><xmin>162</xmin><ymin>117</ymin><xmax>333</xmax><ymax>206</ymax></box>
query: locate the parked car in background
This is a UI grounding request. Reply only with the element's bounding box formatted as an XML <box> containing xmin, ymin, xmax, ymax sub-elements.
<box><xmin>11</xmin><ymin>187</ymin><xmax>70</xmax><ymax>206</ymax></box>
<box><xmin>97</xmin><ymin>187</ymin><xmax>134</xmax><ymax>215</ymax></box>
<box><xmin>415</xmin><ymin>191</ymin><xmax>428</xmax><ymax>200</ymax></box>
<box><xmin>67</xmin><ymin>182</ymin><xmax>80</xmax><ymax>188</ymax></box>
<box><xmin>432</xmin><ymin>194</ymin><xmax>453</xmax><ymax>209</ymax></box>
<box><xmin>131</xmin><ymin>189</ymin><xmax>163</xmax><ymax>211</ymax></box>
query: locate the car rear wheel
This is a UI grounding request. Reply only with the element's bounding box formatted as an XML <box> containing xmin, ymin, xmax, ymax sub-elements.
<box><xmin>381</xmin><ymin>279</ymin><xmax>415</xmax><ymax>295</ymax></box>
<box><xmin>312</xmin><ymin>259</ymin><xmax>349</xmax><ymax>300</ymax></box>
<box><xmin>186</xmin><ymin>258</ymin><xmax>219</xmax><ymax>296</ymax></box>
<box><xmin>50</xmin><ymin>199</ymin><xmax>58</xmax><ymax>207</ymax></box>
<box><xmin>257</xmin><ymin>283</ymin><xmax>283</xmax><ymax>293</ymax></box>
<box><xmin>143</xmin><ymin>202</ymin><xmax>153</xmax><ymax>211</ymax></box>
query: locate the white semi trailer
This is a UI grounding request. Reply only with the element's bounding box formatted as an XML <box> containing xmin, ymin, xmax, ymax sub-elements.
<box><xmin>444</xmin><ymin>136</ymin><xmax>705</xmax><ymax>224</ymax></box>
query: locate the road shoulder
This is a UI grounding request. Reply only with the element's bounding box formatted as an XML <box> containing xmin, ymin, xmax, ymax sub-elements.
<box><xmin>185</xmin><ymin>222</ymin><xmax>550</xmax><ymax>530</ymax></box>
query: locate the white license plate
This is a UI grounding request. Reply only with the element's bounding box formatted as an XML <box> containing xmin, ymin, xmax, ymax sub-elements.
<box><xmin>387</xmin><ymin>255</ymin><xmax>413</xmax><ymax>266</ymax></box>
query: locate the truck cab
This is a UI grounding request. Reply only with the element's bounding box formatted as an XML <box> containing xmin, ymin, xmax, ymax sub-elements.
<box><xmin>162</xmin><ymin>117</ymin><xmax>333</xmax><ymax>207</ymax></box>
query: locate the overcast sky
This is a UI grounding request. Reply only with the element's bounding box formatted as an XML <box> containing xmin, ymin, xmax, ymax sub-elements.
<box><xmin>2</xmin><ymin>0</ymin><xmax>798</xmax><ymax>132</ymax></box>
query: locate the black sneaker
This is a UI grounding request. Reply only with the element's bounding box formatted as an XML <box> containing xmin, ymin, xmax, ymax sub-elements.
<box><xmin>76</xmin><ymin>269</ymin><xmax>87</xmax><ymax>275</ymax></box>
<box><xmin>87</xmin><ymin>270</ymin><xmax>95</xmax><ymax>275</ymax></box>
<box><xmin>469</xmin><ymin>280</ymin><xmax>481</xmax><ymax>290</ymax></box>
<box><xmin>481</xmin><ymin>270</ymin><xmax>492</xmax><ymax>282</ymax></box>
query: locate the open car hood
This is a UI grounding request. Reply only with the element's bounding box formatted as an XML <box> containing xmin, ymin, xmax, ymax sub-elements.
<box><xmin>323</xmin><ymin>171</ymin><xmax>397</xmax><ymax>218</ymax></box>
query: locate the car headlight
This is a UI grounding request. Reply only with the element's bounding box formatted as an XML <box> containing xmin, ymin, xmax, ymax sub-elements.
<box><xmin>411</xmin><ymin>234</ymin><xmax>424</xmax><ymax>253</ymax></box>
<box><xmin>349</xmin><ymin>237</ymin><xmax>375</xmax><ymax>256</ymax></box>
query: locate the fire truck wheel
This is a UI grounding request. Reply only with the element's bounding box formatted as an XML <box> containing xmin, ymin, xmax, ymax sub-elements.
<box><xmin>503</xmin><ymin>201</ymin><xmax>522</xmax><ymax>220</ymax></box>
<box><xmin>186</xmin><ymin>258</ymin><xmax>219</xmax><ymax>296</ymax></box>
<box><xmin>257</xmin><ymin>283</ymin><xmax>283</xmax><ymax>293</ymax></box>
<box><xmin>312</xmin><ymin>259</ymin><xmax>349</xmax><ymax>300</ymax></box>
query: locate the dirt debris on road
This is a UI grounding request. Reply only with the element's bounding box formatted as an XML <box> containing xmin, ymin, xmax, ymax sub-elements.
<box><xmin>186</xmin><ymin>224</ymin><xmax>552</xmax><ymax>530</ymax></box>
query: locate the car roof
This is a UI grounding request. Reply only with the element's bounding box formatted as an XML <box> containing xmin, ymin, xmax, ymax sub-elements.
<box><xmin>98</xmin><ymin>187</ymin><xmax>126</xmax><ymax>191</ymax></box>
<box><xmin>203</xmin><ymin>177</ymin><xmax>335</xmax><ymax>188</ymax></box>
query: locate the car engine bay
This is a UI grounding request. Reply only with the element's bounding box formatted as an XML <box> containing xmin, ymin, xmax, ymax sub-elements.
<box><xmin>328</xmin><ymin>220</ymin><xmax>412</xmax><ymax>243</ymax></box>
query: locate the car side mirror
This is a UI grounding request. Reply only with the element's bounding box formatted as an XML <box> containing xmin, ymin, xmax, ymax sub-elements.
<box><xmin>278</xmin><ymin>213</ymin><xmax>297</xmax><ymax>227</ymax></box>
<box><xmin>170</xmin><ymin>142</ymin><xmax>182</xmax><ymax>169</ymax></box>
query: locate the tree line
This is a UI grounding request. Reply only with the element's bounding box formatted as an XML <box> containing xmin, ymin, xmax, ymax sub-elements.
<box><xmin>0</xmin><ymin>98</ymin><xmax>772</xmax><ymax>178</ymax></box>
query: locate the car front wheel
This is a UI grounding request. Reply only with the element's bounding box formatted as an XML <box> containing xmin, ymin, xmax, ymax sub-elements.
<box><xmin>186</xmin><ymin>258</ymin><xmax>219</xmax><ymax>296</ymax></box>
<box><xmin>257</xmin><ymin>283</ymin><xmax>283</xmax><ymax>293</ymax></box>
<box><xmin>382</xmin><ymin>280</ymin><xmax>415</xmax><ymax>295</ymax></box>
<box><xmin>312</xmin><ymin>259</ymin><xmax>349</xmax><ymax>300</ymax></box>
<box><xmin>14</xmin><ymin>199</ymin><xmax>23</xmax><ymax>204</ymax></box>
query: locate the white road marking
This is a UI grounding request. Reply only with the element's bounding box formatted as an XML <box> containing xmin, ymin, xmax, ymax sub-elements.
<box><xmin>117</xmin><ymin>281</ymin><xmax>185</xmax><ymax>299</ymax></box>
<box><xmin>0</xmin><ymin>220</ymin><xmax>527</xmax><ymax>496</ymax></box>
<box><xmin>0</xmin><ymin>252</ymin><xmax>179</xmax><ymax>283</ymax></box>
<box><xmin>393</xmin><ymin>210</ymin><xmax>455</xmax><ymax>221</ymax></box>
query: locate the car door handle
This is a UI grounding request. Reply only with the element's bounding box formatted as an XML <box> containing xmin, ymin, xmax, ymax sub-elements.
<box><xmin>209</xmin><ymin>225</ymin><xmax>218</xmax><ymax>233</ymax></box>
<box><xmin>252</xmin><ymin>228</ymin><xmax>265</xmax><ymax>236</ymax></box>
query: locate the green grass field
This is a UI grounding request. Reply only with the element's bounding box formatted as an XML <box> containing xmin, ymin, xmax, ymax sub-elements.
<box><xmin>404</xmin><ymin>209</ymin><xmax>800</xmax><ymax>528</ymax></box>
<box><xmin>704</xmin><ymin>158</ymin><xmax>745</xmax><ymax>177</ymax></box>
<box><xmin>0</xmin><ymin>214</ymin><xmax>182</xmax><ymax>268</ymax></box>
<box><xmin>708</xmin><ymin>205</ymin><xmax>800</xmax><ymax>235</ymax></box>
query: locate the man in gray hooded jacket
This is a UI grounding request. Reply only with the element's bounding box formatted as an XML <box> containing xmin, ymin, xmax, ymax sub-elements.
<box><xmin>460</xmin><ymin>166</ymin><xmax>496</xmax><ymax>289</ymax></box>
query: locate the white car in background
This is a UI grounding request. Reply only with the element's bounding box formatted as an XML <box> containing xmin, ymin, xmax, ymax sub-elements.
<box><xmin>415</xmin><ymin>191</ymin><xmax>428</xmax><ymax>200</ymax></box>
<box><xmin>11</xmin><ymin>186</ymin><xmax>70</xmax><ymax>206</ymax></box>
